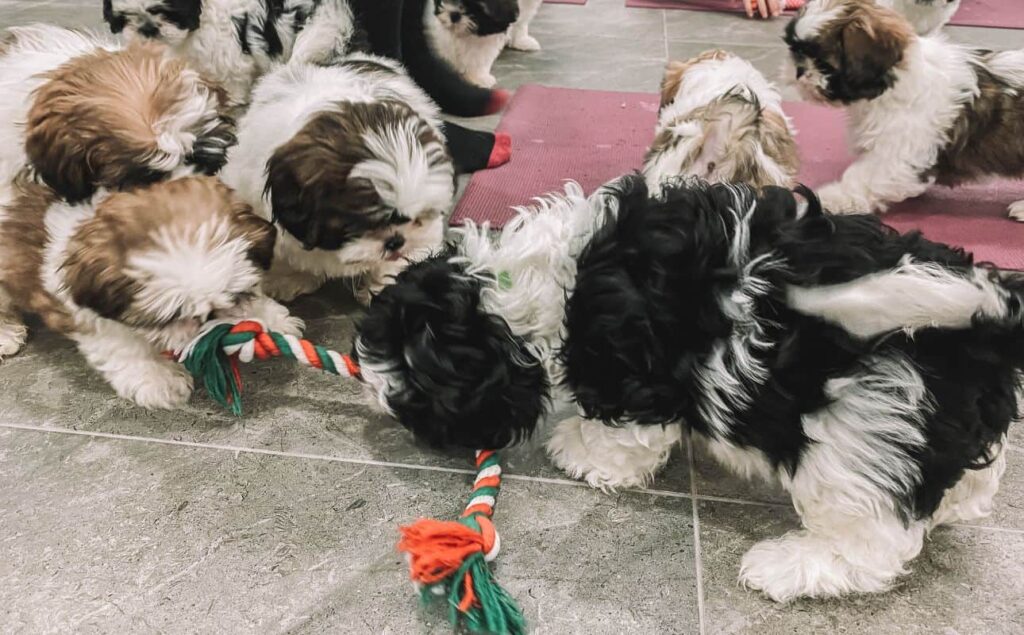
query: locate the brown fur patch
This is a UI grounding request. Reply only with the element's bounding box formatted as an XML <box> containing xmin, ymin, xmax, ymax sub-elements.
<box><xmin>25</xmin><ymin>40</ymin><xmax>215</xmax><ymax>202</ymax></box>
<box><xmin>0</xmin><ymin>177</ymin><xmax>73</xmax><ymax>332</ymax></box>
<box><xmin>646</xmin><ymin>95</ymin><xmax>799</xmax><ymax>189</ymax></box>
<box><xmin>931</xmin><ymin>55</ymin><xmax>1024</xmax><ymax>186</ymax></box>
<box><xmin>659</xmin><ymin>49</ymin><xmax>731</xmax><ymax>110</ymax></box>
<box><xmin>266</xmin><ymin>99</ymin><xmax>449</xmax><ymax>250</ymax></box>
<box><xmin>814</xmin><ymin>0</ymin><xmax>915</xmax><ymax>101</ymax></box>
<box><xmin>62</xmin><ymin>176</ymin><xmax>274</xmax><ymax>327</ymax></box>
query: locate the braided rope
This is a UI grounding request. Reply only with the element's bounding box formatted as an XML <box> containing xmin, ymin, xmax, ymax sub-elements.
<box><xmin>177</xmin><ymin>319</ymin><xmax>524</xmax><ymax>633</ymax></box>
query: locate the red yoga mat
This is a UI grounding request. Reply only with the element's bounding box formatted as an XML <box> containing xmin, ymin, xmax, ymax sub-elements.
<box><xmin>451</xmin><ymin>85</ymin><xmax>1024</xmax><ymax>268</ymax></box>
<box><xmin>626</xmin><ymin>0</ymin><xmax>1024</xmax><ymax>30</ymax></box>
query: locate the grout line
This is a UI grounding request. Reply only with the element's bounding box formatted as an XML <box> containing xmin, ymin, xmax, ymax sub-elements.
<box><xmin>687</xmin><ymin>435</ymin><xmax>707</xmax><ymax>635</ymax></box>
<box><xmin>661</xmin><ymin>10</ymin><xmax>670</xmax><ymax>61</ymax></box>
<box><xmin>5</xmin><ymin>422</ymin><xmax>1023</xmax><ymax>538</ymax></box>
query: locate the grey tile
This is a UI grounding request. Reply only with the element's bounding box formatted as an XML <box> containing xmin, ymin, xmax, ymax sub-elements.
<box><xmin>696</xmin><ymin>500</ymin><xmax>1024</xmax><ymax>635</ymax></box>
<box><xmin>0</xmin><ymin>1</ymin><xmax>106</xmax><ymax>30</ymax></box>
<box><xmin>530</xmin><ymin>0</ymin><xmax>669</xmax><ymax>44</ymax></box>
<box><xmin>0</xmin><ymin>427</ymin><xmax>699</xmax><ymax>633</ymax></box>
<box><xmin>494</xmin><ymin>34</ymin><xmax>667</xmax><ymax>93</ymax></box>
<box><xmin>663</xmin><ymin>8</ymin><xmax>789</xmax><ymax>47</ymax></box>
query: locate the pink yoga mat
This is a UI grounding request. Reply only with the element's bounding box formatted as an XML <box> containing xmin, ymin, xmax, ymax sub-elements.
<box><xmin>452</xmin><ymin>85</ymin><xmax>1024</xmax><ymax>268</ymax></box>
<box><xmin>544</xmin><ymin>0</ymin><xmax>587</xmax><ymax>4</ymax></box>
<box><xmin>627</xmin><ymin>0</ymin><xmax>1024</xmax><ymax>30</ymax></box>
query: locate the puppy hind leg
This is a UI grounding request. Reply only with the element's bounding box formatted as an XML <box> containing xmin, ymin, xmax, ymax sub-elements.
<box><xmin>929</xmin><ymin>439</ymin><xmax>1007</xmax><ymax>529</ymax></box>
<box><xmin>740</xmin><ymin>505</ymin><xmax>926</xmax><ymax>602</ymax></box>
<box><xmin>546</xmin><ymin>415</ymin><xmax>683</xmax><ymax>490</ymax></box>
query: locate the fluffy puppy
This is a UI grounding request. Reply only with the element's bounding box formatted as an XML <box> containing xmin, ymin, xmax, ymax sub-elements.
<box><xmin>645</xmin><ymin>50</ymin><xmax>799</xmax><ymax>191</ymax></box>
<box><xmin>878</xmin><ymin>0</ymin><xmax>959</xmax><ymax>35</ymax></box>
<box><xmin>103</xmin><ymin>0</ymin><xmax>356</xmax><ymax>106</ymax></box>
<box><xmin>356</xmin><ymin>174</ymin><xmax>1023</xmax><ymax>601</ymax></box>
<box><xmin>783</xmin><ymin>0</ymin><xmax>1024</xmax><ymax>218</ymax></box>
<box><xmin>0</xmin><ymin>24</ymin><xmax>234</xmax><ymax>203</ymax></box>
<box><xmin>0</xmin><ymin>175</ymin><xmax>301</xmax><ymax>409</ymax></box>
<box><xmin>220</xmin><ymin>54</ymin><xmax>455</xmax><ymax>304</ymax></box>
<box><xmin>425</xmin><ymin>0</ymin><xmax>520</xmax><ymax>87</ymax></box>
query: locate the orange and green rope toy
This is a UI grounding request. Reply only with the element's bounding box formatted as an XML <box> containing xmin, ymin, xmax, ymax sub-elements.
<box><xmin>176</xmin><ymin>319</ymin><xmax>525</xmax><ymax>634</ymax></box>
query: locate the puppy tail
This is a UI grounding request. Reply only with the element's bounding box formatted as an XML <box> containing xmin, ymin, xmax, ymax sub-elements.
<box><xmin>399</xmin><ymin>0</ymin><xmax>509</xmax><ymax>116</ymax></box>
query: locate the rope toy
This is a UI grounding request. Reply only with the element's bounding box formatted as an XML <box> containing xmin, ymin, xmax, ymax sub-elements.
<box><xmin>175</xmin><ymin>320</ymin><xmax>526</xmax><ymax>634</ymax></box>
<box><xmin>398</xmin><ymin>449</ymin><xmax>525</xmax><ymax>635</ymax></box>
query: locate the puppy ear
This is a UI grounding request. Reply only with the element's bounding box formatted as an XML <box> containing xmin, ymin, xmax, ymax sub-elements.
<box><xmin>355</xmin><ymin>255</ymin><xmax>549</xmax><ymax>449</ymax></box>
<box><xmin>660</xmin><ymin>61</ymin><xmax>689</xmax><ymax>110</ymax></box>
<box><xmin>61</xmin><ymin>214</ymin><xmax>137</xmax><ymax>320</ymax></box>
<box><xmin>836</xmin><ymin>3</ymin><xmax>913</xmax><ymax>101</ymax></box>
<box><xmin>103</xmin><ymin>0</ymin><xmax>126</xmax><ymax>33</ymax></box>
<box><xmin>233</xmin><ymin>200</ymin><xmax>277</xmax><ymax>270</ymax></box>
<box><xmin>265</xmin><ymin>144</ymin><xmax>322</xmax><ymax>249</ymax></box>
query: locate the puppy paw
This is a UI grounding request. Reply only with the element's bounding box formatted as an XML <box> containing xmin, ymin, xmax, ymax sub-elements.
<box><xmin>739</xmin><ymin>531</ymin><xmax>893</xmax><ymax>602</ymax></box>
<box><xmin>0</xmin><ymin>321</ymin><xmax>27</xmax><ymax>359</ymax></box>
<box><xmin>546</xmin><ymin>415</ymin><xmax>679</xmax><ymax>491</ymax></box>
<box><xmin>816</xmin><ymin>183</ymin><xmax>874</xmax><ymax>215</ymax></box>
<box><xmin>251</xmin><ymin>296</ymin><xmax>305</xmax><ymax>338</ymax></box>
<box><xmin>1008</xmin><ymin>200</ymin><xmax>1024</xmax><ymax>222</ymax></box>
<box><xmin>116</xmin><ymin>362</ymin><xmax>194</xmax><ymax>410</ymax></box>
<box><xmin>508</xmin><ymin>34</ymin><xmax>541</xmax><ymax>51</ymax></box>
<box><xmin>261</xmin><ymin>272</ymin><xmax>322</xmax><ymax>302</ymax></box>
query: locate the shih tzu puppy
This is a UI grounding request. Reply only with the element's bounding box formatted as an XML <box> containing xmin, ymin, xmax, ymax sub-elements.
<box><xmin>0</xmin><ymin>175</ymin><xmax>301</xmax><ymax>409</ymax></box>
<box><xmin>356</xmin><ymin>174</ymin><xmax>1023</xmax><ymax>602</ymax></box>
<box><xmin>0</xmin><ymin>24</ymin><xmax>234</xmax><ymax>202</ymax></box>
<box><xmin>425</xmin><ymin>0</ymin><xmax>521</xmax><ymax>88</ymax></box>
<box><xmin>220</xmin><ymin>54</ymin><xmax>455</xmax><ymax>304</ymax></box>
<box><xmin>878</xmin><ymin>0</ymin><xmax>960</xmax><ymax>35</ymax></box>
<box><xmin>103</xmin><ymin>0</ymin><xmax>356</xmax><ymax>106</ymax></box>
<box><xmin>784</xmin><ymin>0</ymin><xmax>1024</xmax><ymax>219</ymax></box>
<box><xmin>644</xmin><ymin>50</ymin><xmax>799</xmax><ymax>191</ymax></box>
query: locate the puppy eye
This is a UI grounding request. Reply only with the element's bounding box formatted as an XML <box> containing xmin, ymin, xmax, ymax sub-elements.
<box><xmin>387</xmin><ymin>211</ymin><xmax>411</xmax><ymax>226</ymax></box>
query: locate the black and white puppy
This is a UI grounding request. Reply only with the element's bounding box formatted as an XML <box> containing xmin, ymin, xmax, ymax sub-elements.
<box><xmin>355</xmin><ymin>174</ymin><xmax>1022</xmax><ymax>602</ymax></box>
<box><xmin>425</xmin><ymin>0</ymin><xmax>520</xmax><ymax>87</ymax></box>
<box><xmin>103</xmin><ymin>0</ymin><xmax>356</xmax><ymax>106</ymax></box>
<box><xmin>220</xmin><ymin>54</ymin><xmax>454</xmax><ymax>305</ymax></box>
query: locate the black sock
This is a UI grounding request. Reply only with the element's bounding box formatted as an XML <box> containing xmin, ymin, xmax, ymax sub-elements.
<box><xmin>442</xmin><ymin>123</ymin><xmax>512</xmax><ymax>174</ymax></box>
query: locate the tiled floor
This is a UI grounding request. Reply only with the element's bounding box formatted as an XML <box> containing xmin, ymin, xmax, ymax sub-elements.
<box><xmin>1</xmin><ymin>1</ymin><xmax>1023</xmax><ymax>633</ymax></box>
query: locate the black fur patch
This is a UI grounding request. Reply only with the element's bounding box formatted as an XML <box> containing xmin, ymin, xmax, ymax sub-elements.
<box><xmin>354</xmin><ymin>253</ymin><xmax>549</xmax><ymax>449</ymax></box>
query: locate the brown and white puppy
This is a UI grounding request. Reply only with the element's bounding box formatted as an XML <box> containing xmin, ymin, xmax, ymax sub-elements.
<box><xmin>783</xmin><ymin>0</ymin><xmax>1024</xmax><ymax>218</ymax></box>
<box><xmin>0</xmin><ymin>175</ymin><xmax>301</xmax><ymax>409</ymax></box>
<box><xmin>0</xmin><ymin>24</ymin><xmax>235</xmax><ymax>203</ymax></box>
<box><xmin>220</xmin><ymin>54</ymin><xmax>455</xmax><ymax>304</ymax></box>
<box><xmin>644</xmin><ymin>50</ymin><xmax>799</xmax><ymax>192</ymax></box>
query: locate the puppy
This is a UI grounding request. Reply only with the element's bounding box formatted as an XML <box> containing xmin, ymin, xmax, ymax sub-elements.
<box><xmin>220</xmin><ymin>54</ymin><xmax>455</xmax><ymax>304</ymax></box>
<box><xmin>508</xmin><ymin>0</ymin><xmax>543</xmax><ymax>52</ymax></box>
<box><xmin>645</xmin><ymin>50</ymin><xmax>799</xmax><ymax>191</ymax></box>
<box><xmin>784</xmin><ymin>0</ymin><xmax>1024</xmax><ymax>219</ymax></box>
<box><xmin>425</xmin><ymin>0</ymin><xmax>520</xmax><ymax>87</ymax></box>
<box><xmin>356</xmin><ymin>174</ymin><xmax>1023</xmax><ymax>601</ymax></box>
<box><xmin>0</xmin><ymin>175</ymin><xmax>301</xmax><ymax>409</ymax></box>
<box><xmin>103</xmin><ymin>0</ymin><xmax>356</xmax><ymax>106</ymax></box>
<box><xmin>878</xmin><ymin>0</ymin><xmax>960</xmax><ymax>35</ymax></box>
<box><xmin>0</xmin><ymin>24</ymin><xmax>234</xmax><ymax>202</ymax></box>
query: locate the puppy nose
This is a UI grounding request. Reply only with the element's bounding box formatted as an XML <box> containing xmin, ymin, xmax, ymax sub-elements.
<box><xmin>449</xmin><ymin>12</ymin><xmax>462</xmax><ymax>23</ymax></box>
<box><xmin>138</xmin><ymin>22</ymin><xmax>160</xmax><ymax>37</ymax></box>
<box><xmin>384</xmin><ymin>235</ymin><xmax>405</xmax><ymax>252</ymax></box>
